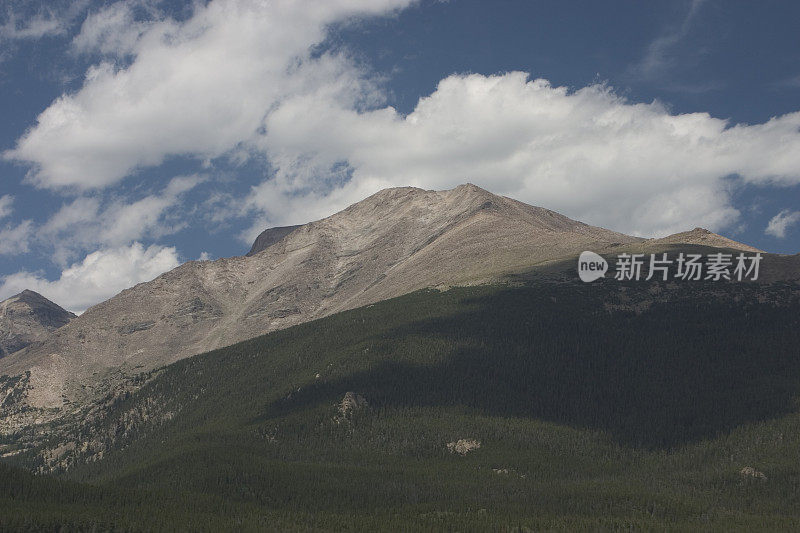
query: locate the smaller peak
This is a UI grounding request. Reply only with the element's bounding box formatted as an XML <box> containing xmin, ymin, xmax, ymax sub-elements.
<box><xmin>650</xmin><ymin>227</ymin><xmax>762</xmax><ymax>253</ymax></box>
<box><xmin>453</xmin><ymin>183</ymin><xmax>485</xmax><ymax>192</ymax></box>
<box><xmin>449</xmin><ymin>183</ymin><xmax>494</xmax><ymax>196</ymax></box>
<box><xmin>9</xmin><ymin>289</ymin><xmax>45</xmax><ymax>303</ymax></box>
<box><xmin>444</xmin><ymin>183</ymin><xmax>497</xmax><ymax>204</ymax></box>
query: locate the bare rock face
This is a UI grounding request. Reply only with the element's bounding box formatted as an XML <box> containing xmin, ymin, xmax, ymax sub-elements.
<box><xmin>0</xmin><ymin>290</ymin><xmax>75</xmax><ymax>358</ymax></box>
<box><xmin>0</xmin><ymin>184</ymin><xmax>775</xmax><ymax>431</ymax></box>
<box><xmin>246</xmin><ymin>225</ymin><xmax>302</xmax><ymax>256</ymax></box>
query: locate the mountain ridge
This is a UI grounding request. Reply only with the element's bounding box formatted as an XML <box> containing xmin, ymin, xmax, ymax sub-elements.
<box><xmin>0</xmin><ymin>184</ymin><xmax>785</xmax><ymax>431</ymax></box>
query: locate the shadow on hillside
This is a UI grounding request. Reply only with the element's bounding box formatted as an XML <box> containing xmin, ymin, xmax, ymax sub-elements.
<box><xmin>263</xmin><ymin>282</ymin><xmax>800</xmax><ymax>449</ymax></box>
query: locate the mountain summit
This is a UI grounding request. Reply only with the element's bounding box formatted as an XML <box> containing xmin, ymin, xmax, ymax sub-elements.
<box><xmin>0</xmin><ymin>184</ymin><xmax>772</xmax><ymax>428</ymax></box>
<box><xmin>0</xmin><ymin>290</ymin><xmax>75</xmax><ymax>358</ymax></box>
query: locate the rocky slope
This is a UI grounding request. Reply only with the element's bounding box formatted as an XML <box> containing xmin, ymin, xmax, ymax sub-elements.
<box><xmin>0</xmin><ymin>184</ymin><xmax>787</xmax><ymax>430</ymax></box>
<box><xmin>0</xmin><ymin>290</ymin><xmax>75</xmax><ymax>358</ymax></box>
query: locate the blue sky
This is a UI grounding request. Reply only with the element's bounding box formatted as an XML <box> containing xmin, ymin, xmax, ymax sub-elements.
<box><xmin>0</xmin><ymin>0</ymin><xmax>799</xmax><ymax>312</ymax></box>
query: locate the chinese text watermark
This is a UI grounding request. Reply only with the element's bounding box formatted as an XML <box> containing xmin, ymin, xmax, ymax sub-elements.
<box><xmin>578</xmin><ymin>251</ymin><xmax>762</xmax><ymax>283</ymax></box>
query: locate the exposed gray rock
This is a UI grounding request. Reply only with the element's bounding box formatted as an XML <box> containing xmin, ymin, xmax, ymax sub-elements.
<box><xmin>740</xmin><ymin>466</ymin><xmax>767</xmax><ymax>481</ymax></box>
<box><xmin>246</xmin><ymin>225</ymin><xmax>302</xmax><ymax>256</ymax></box>
<box><xmin>0</xmin><ymin>290</ymin><xmax>75</xmax><ymax>358</ymax></box>
<box><xmin>447</xmin><ymin>439</ymin><xmax>481</xmax><ymax>456</ymax></box>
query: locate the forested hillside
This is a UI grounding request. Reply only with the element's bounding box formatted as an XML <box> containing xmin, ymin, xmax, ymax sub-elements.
<box><xmin>2</xmin><ymin>278</ymin><xmax>800</xmax><ymax>530</ymax></box>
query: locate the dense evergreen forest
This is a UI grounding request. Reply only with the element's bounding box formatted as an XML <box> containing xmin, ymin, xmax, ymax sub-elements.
<box><xmin>2</xmin><ymin>278</ymin><xmax>800</xmax><ymax>531</ymax></box>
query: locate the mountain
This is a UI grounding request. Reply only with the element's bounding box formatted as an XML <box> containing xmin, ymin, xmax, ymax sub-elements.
<box><xmin>0</xmin><ymin>184</ymin><xmax>785</xmax><ymax>430</ymax></box>
<box><xmin>0</xmin><ymin>290</ymin><xmax>75</xmax><ymax>358</ymax></box>
<box><xmin>3</xmin><ymin>279</ymin><xmax>800</xmax><ymax>530</ymax></box>
<box><xmin>1</xmin><ymin>185</ymin><xmax>798</xmax><ymax>530</ymax></box>
<box><xmin>0</xmin><ymin>185</ymin><xmax>638</xmax><ymax>419</ymax></box>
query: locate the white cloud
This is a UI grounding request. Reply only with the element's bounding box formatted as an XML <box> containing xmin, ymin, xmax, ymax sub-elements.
<box><xmin>0</xmin><ymin>194</ymin><xmax>13</xmax><ymax>219</ymax></box>
<box><xmin>7</xmin><ymin>0</ymin><xmax>800</xmax><ymax>243</ymax></box>
<box><xmin>38</xmin><ymin>174</ymin><xmax>204</xmax><ymax>265</ymax></box>
<box><xmin>96</xmin><ymin>174</ymin><xmax>204</xmax><ymax>245</ymax></box>
<box><xmin>0</xmin><ymin>242</ymin><xmax>180</xmax><ymax>313</ymax></box>
<box><xmin>6</xmin><ymin>0</ymin><xmax>413</xmax><ymax>190</ymax></box>
<box><xmin>248</xmin><ymin>72</ymin><xmax>800</xmax><ymax>237</ymax></box>
<box><xmin>765</xmin><ymin>209</ymin><xmax>800</xmax><ymax>238</ymax></box>
<box><xmin>0</xmin><ymin>220</ymin><xmax>33</xmax><ymax>255</ymax></box>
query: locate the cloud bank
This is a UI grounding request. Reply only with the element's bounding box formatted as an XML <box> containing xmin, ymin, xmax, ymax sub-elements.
<box><xmin>7</xmin><ymin>0</ymin><xmax>800</xmax><ymax>240</ymax></box>
<box><xmin>254</xmin><ymin>72</ymin><xmax>800</xmax><ymax>237</ymax></box>
<box><xmin>6</xmin><ymin>0</ymin><xmax>412</xmax><ymax>189</ymax></box>
<box><xmin>4</xmin><ymin>0</ymin><xmax>800</xmax><ymax>312</ymax></box>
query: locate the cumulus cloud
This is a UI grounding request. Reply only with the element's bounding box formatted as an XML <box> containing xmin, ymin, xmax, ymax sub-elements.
<box><xmin>248</xmin><ymin>72</ymin><xmax>800</xmax><ymax>237</ymax></box>
<box><xmin>0</xmin><ymin>242</ymin><xmax>180</xmax><ymax>313</ymax></box>
<box><xmin>39</xmin><ymin>174</ymin><xmax>204</xmax><ymax>265</ymax></box>
<box><xmin>765</xmin><ymin>209</ymin><xmax>800</xmax><ymax>238</ymax></box>
<box><xmin>6</xmin><ymin>0</ymin><xmax>413</xmax><ymax>190</ymax></box>
<box><xmin>6</xmin><ymin>0</ymin><xmax>800</xmax><ymax>244</ymax></box>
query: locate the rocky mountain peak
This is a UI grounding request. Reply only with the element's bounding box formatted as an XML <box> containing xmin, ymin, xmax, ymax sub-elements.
<box><xmin>246</xmin><ymin>185</ymin><xmax>496</xmax><ymax>257</ymax></box>
<box><xmin>0</xmin><ymin>290</ymin><xmax>75</xmax><ymax>358</ymax></box>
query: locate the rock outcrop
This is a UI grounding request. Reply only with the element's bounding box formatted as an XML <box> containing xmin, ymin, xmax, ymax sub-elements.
<box><xmin>740</xmin><ymin>466</ymin><xmax>767</xmax><ymax>481</ymax></box>
<box><xmin>447</xmin><ymin>439</ymin><xmax>481</xmax><ymax>455</ymax></box>
<box><xmin>246</xmin><ymin>225</ymin><xmax>302</xmax><ymax>256</ymax></box>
